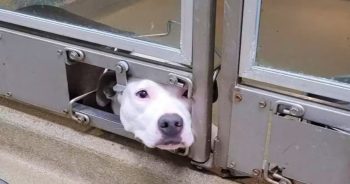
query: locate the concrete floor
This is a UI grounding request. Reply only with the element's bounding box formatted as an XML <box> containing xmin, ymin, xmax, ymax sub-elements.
<box><xmin>0</xmin><ymin>97</ymin><xmax>243</xmax><ymax>184</ymax></box>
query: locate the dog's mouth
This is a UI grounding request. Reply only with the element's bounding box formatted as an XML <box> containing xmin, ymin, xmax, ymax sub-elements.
<box><xmin>155</xmin><ymin>139</ymin><xmax>186</xmax><ymax>150</ymax></box>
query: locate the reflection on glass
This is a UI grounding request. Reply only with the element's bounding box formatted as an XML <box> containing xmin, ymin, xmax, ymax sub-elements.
<box><xmin>0</xmin><ymin>0</ymin><xmax>181</xmax><ymax>48</ymax></box>
<box><xmin>256</xmin><ymin>0</ymin><xmax>350</xmax><ymax>84</ymax></box>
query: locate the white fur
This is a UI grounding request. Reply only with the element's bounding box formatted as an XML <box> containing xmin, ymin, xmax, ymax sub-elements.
<box><xmin>111</xmin><ymin>79</ymin><xmax>194</xmax><ymax>150</ymax></box>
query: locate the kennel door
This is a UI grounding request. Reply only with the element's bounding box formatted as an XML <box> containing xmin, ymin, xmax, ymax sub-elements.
<box><xmin>0</xmin><ymin>0</ymin><xmax>193</xmax><ymax>65</ymax></box>
<box><xmin>0</xmin><ymin>0</ymin><xmax>215</xmax><ymax>161</ymax></box>
<box><xmin>218</xmin><ymin>0</ymin><xmax>350</xmax><ymax>183</ymax></box>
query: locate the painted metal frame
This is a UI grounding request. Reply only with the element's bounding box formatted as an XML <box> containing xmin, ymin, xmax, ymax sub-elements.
<box><xmin>239</xmin><ymin>0</ymin><xmax>350</xmax><ymax>102</ymax></box>
<box><xmin>214</xmin><ymin>0</ymin><xmax>243</xmax><ymax>168</ymax></box>
<box><xmin>188</xmin><ymin>0</ymin><xmax>216</xmax><ymax>163</ymax></box>
<box><xmin>227</xmin><ymin>85</ymin><xmax>350</xmax><ymax>183</ymax></box>
<box><xmin>0</xmin><ymin>0</ymin><xmax>193</xmax><ymax>65</ymax></box>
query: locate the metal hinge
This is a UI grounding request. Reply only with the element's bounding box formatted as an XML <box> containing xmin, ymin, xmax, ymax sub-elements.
<box><xmin>113</xmin><ymin>61</ymin><xmax>129</xmax><ymax>94</ymax></box>
<box><xmin>168</xmin><ymin>73</ymin><xmax>193</xmax><ymax>99</ymax></box>
<box><xmin>263</xmin><ymin>160</ymin><xmax>292</xmax><ymax>184</ymax></box>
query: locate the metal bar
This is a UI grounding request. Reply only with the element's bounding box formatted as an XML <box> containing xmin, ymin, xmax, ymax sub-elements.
<box><xmin>189</xmin><ymin>0</ymin><xmax>216</xmax><ymax>163</ymax></box>
<box><xmin>73</xmin><ymin>103</ymin><xmax>134</xmax><ymax>139</ymax></box>
<box><xmin>215</xmin><ymin>0</ymin><xmax>243</xmax><ymax>168</ymax></box>
<box><xmin>0</xmin><ymin>8</ymin><xmax>191</xmax><ymax>64</ymax></box>
<box><xmin>241</xmin><ymin>67</ymin><xmax>350</xmax><ymax>103</ymax></box>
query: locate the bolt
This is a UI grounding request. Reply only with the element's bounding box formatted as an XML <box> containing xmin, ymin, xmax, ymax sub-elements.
<box><xmin>228</xmin><ymin>162</ymin><xmax>236</xmax><ymax>169</ymax></box>
<box><xmin>5</xmin><ymin>92</ymin><xmax>12</xmax><ymax>98</ymax></box>
<box><xmin>234</xmin><ymin>94</ymin><xmax>242</xmax><ymax>102</ymax></box>
<box><xmin>77</xmin><ymin>116</ymin><xmax>85</xmax><ymax>123</ymax></box>
<box><xmin>69</xmin><ymin>51</ymin><xmax>80</xmax><ymax>60</ymax></box>
<box><xmin>115</xmin><ymin>61</ymin><xmax>128</xmax><ymax>73</ymax></box>
<box><xmin>57</xmin><ymin>50</ymin><xmax>63</xmax><ymax>55</ymax></box>
<box><xmin>290</xmin><ymin>107</ymin><xmax>299</xmax><ymax>116</ymax></box>
<box><xmin>169</xmin><ymin>76</ymin><xmax>177</xmax><ymax>85</ymax></box>
<box><xmin>252</xmin><ymin>169</ymin><xmax>261</xmax><ymax>176</ymax></box>
<box><xmin>259</xmin><ymin>101</ymin><xmax>267</xmax><ymax>108</ymax></box>
<box><xmin>115</xmin><ymin>65</ymin><xmax>124</xmax><ymax>73</ymax></box>
<box><xmin>195</xmin><ymin>165</ymin><xmax>204</xmax><ymax>170</ymax></box>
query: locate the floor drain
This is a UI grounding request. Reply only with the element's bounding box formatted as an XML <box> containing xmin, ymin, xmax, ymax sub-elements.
<box><xmin>0</xmin><ymin>178</ymin><xmax>8</xmax><ymax>184</ymax></box>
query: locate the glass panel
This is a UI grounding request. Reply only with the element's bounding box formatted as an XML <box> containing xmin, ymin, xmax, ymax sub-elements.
<box><xmin>256</xmin><ymin>0</ymin><xmax>350</xmax><ymax>84</ymax></box>
<box><xmin>0</xmin><ymin>0</ymin><xmax>181</xmax><ymax>48</ymax></box>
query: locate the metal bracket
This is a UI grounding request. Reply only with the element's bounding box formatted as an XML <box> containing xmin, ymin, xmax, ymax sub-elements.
<box><xmin>67</xmin><ymin>90</ymin><xmax>97</xmax><ymax>125</ymax></box>
<box><xmin>263</xmin><ymin>160</ymin><xmax>292</xmax><ymax>184</ymax></box>
<box><xmin>113</xmin><ymin>61</ymin><xmax>129</xmax><ymax>94</ymax></box>
<box><xmin>168</xmin><ymin>73</ymin><xmax>193</xmax><ymax>99</ymax></box>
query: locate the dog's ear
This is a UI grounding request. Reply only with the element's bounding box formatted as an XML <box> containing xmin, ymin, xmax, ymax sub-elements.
<box><xmin>96</xmin><ymin>70</ymin><xmax>117</xmax><ymax>107</ymax></box>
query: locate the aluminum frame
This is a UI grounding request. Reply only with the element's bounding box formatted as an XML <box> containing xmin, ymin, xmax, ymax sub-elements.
<box><xmin>214</xmin><ymin>0</ymin><xmax>243</xmax><ymax>168</ymax></box>
<box><xmin>239</xmin><ymin>0</ymin><xmax>350</xmax><ymax>102</ymax></box>
<box><xmin>0</xmin><ymin>0</ymin><xmax>193</xmax><ymax>65</ymax></box>
<box><xmin>189</xmin><ymin>0</ymin><xmax>216</xmax><ymax>163</ymax></box>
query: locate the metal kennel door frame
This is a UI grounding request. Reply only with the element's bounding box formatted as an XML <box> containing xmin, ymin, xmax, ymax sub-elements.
<box><xmin>216</xmin><ymin>0</ymin><xmax>350</xmax><ymax>183</ymax></box>
<box><xmin>0</xmin><ymin>0</ymin><xmax>193</xmax><ymax>65</ymax></box>
<box><xmin>0</xmin><ymin>0</ymin><xmax>216</xmax><ymax>162</ymax></box>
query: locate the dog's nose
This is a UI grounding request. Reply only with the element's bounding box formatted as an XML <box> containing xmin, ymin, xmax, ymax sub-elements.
<box><xmin>158</xmin><ymin>114</ymin><xmax>183</xmax><ymax>136</ymax></box>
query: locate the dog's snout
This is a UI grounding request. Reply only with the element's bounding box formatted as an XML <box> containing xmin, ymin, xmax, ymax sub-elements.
<box><xmin>158</xmin><ymin>114</ymin><xmax>183</xmax><ymax>136</ymax></box>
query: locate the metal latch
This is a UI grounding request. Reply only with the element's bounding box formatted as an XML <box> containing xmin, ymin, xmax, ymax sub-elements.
<box><xmin>263</xmin><ymin>160</ymin><xmax>292</xmax><ymax>184</ymax></box>
<box><xmin>113</xmin><ymin>61</ymin><xmax>129</xmax><ymax>94</ymax></box>
<box><xmin>274</xmin><ymin>101</ymin><xmax>305</xmax><ymax>118</ymax></box>
<box><xmin>168</xmin><ymin>73</ymin><xmax>193</xmax><ymax>99</ymax></box>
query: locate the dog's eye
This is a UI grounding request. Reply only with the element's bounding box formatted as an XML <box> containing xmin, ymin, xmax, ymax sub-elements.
<box><xmin>136</xmin><ymin>90</ymin><xmax>149</xmax><ymax>99</ymax></box>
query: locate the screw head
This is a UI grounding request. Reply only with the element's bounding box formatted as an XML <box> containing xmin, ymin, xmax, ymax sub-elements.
<box><xmin>228</xmin><ymin>162</ymin><xmax>236</xmax><ymax>169</ymax></box>
<box><xmin>259</xmin><ymin>101</ymin><xmax>267</xmax><ymax>108</ymax></box>
<box><xmin>69</xmin><ymin>51</ymin><xmax>79</xmax><ymax>60</ymax></box>
<box><xmin>252</xmin><ymin>169</ymin><xmax>261</xmax><ymax>176</ymax></box>
<box><xmin>115</xmin><ymin>65</ymin><xmax>124</xmax><ymax>73</ymax></box>
<box><xmin>57</xmin><ymin>50</ymin><xmax>63</xmax><ymax>55</ymax></box>
<box><xmin>169</xmin><ymin>76</ymin><xmax>177</xmax><ymax>85</ymax></box>
<box><xmin>290</xmin><ymin>107</ymin><xmax>299</xmax><ymax>116</ymax></box>
<box><xmin>234</xmin><ymin>94</ymin><xmax>242</xmax><ymax>102</ymax></box>
<box><xmin>5</xmin><ymin>92</ymin><xmax>12</xmax><ymax>98</ymax></box>
<box><xmin>195</xmin><ymin>165</ymin><xmax>203</xmax><ymax>170</ymax></box>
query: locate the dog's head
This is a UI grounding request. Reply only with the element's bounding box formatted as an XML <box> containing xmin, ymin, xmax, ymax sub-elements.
<box><xmin>96</xmin><ymin>71</ymin><xmax>194</xmax><ymax>150</ymax></box>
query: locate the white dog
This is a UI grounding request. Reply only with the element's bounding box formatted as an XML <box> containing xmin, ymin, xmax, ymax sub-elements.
<box><xmin>96</xmin><ymin>71</ymin><xmax>194</xmax><ymax>150</ymax></box>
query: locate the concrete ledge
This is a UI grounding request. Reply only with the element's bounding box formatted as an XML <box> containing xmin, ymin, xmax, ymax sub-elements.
<box><xmin>0</xmin><ymin>98</ymin><xmax>238</xmax><ymax>184</ymax></box>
